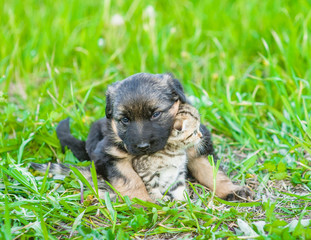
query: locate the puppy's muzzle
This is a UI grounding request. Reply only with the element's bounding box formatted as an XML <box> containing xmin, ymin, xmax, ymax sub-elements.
<box><xmin>136</xmin><ymin>142</ymin><xmax>151</xmax><ymax>152</ymax></box>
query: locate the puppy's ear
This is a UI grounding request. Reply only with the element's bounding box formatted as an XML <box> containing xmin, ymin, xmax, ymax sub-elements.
<box><xmin>166</xmin><ymin>74</ymin><xmax>187</xmax><ymax>103</ymax></box>
<box><xmin>105</xmin><ymin>81</ymin><xmax>121</xmax><ymax>119</ymax></box>
<box><xmin>105</xmin><ymin>91</ymin><xmax>113</xmax><ymax>119</ymax></box>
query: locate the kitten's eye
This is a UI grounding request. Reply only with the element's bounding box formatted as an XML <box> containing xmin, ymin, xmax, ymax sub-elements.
<box><xmin>120</xmin><ymin>117</ymin><xmax>129</xmax><ymax>125</ymax></box>
<box><xmin>151</xmin><ymin>111</ymin><xmax>162</xmax><ymax>120</ymax></box>
<box><xmin>193</xmin><ymin>130</ymin><xmax>198</xmax><ymax>135</ymax></box>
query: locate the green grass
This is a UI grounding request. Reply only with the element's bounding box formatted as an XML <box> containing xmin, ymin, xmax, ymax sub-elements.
<box><xmin>1</xmin><ymin>0</ymin><xmax>311</xmax><ymax>239</ymax></box>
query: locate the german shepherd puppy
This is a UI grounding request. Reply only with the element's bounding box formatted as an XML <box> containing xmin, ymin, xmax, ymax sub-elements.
<box><xmin>56</xmin><ymin>73</ymin><xmax>252</xmax><ymax>201</ymax></box>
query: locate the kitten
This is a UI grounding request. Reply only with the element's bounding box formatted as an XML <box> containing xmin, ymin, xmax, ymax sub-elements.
<box><xmin>31</xmin><ymin>104</ymin><xmax>202</xmax><ymax>201</ymax></box>
<box><xmin>132</xmin><ymin>103</ymin><xmax>202</xmax><ymax>201</ymax></box>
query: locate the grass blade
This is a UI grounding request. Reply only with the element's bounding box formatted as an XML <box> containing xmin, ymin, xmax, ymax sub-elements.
<box><xmin>18</xmin><ymin>133</ymin><xmax>34</xmax><ymax>164</ymax></box>
<box><xmin>69</xmin><ymin>210</ymin><xmax>85</xmax><ymax>238</ymax></box>
<box><xmin>4</xmin><ymin>195</ymin><xmax>12</xmax><ymax>240</ymax></box>
<box><xmin>69</xmin><ymin>166</ymin><xmax>96</xmax><ymax>196</ymax></box>
<box><xmin>39</xmin><ymin>162</ymin><xmax>51</xmax><ymax>195</ymax></box>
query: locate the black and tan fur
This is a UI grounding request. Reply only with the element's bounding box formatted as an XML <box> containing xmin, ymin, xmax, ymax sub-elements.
<box><xmin>53</xmin><ymin>73</ymin><xmax>253</xmax><ymax>202</ymax></box>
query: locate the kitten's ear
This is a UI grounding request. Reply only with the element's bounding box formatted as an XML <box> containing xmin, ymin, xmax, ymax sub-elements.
<box><xmin>198</xmin><ymin>130</ymin><xmax>203</xmax><ymax>138</ymax></box>
<box><xmin>174</xmin><ymin>119</ymin><xmax>183</xmax><ymax>131</ymax></box>
<box><xmin>172</xmin><ymin>119</ymin><xmax>187</xmax><ymax>136</ymax></box>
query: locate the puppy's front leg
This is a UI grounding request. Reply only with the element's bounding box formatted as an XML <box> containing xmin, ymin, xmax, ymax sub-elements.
<box><xmin>187</xmin><ymin>152</ymin><xmax>253</xmax><ymax>200</ymax></box>
<box><xmin>92</xmin><ymin>139</ymin><xmax>153</xmax><ymax>202</ymax></box>
<box><xmin>187</xmin><ymin>124</ymin><xmax>253</xmax><ymax>200</ymax></box>
<box><xmin>111</xmin><ymin>159</ymin><xmax>154</xmax><ymax>202</ymax></box>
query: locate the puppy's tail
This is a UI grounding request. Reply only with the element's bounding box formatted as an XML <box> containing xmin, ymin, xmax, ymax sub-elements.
<box><xmin>56</xmin><ymin>118</ymin><xmax>90</xmax><ymax>161</ymax></box>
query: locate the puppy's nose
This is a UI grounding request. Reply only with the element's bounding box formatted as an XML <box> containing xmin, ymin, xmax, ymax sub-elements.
<box><xmin>136</xmin><ymin>142</ymin><xmax>150</xmax><ymax>151</ymax></box>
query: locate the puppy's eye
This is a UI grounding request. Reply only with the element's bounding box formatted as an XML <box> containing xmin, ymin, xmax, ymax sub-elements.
<box><xmin>120</xmin><ymin>117</ymin><xmax>129</xmax><ymax>125</ymax></box>
<box><xmin>151</xmin><ymin>111</ymin><xmax>162</xmax><ymax>120</ymax></box>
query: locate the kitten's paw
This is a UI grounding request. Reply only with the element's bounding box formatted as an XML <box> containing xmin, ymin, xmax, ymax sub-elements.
<box><xmin>149</xmin><ymin>192</ymin><xmax>165</xmax><ymax>202</ymax></box>
<box><xmin>161</xmin><ymin>195</ymin><xmax>171</xmax><ymax>202</ymax></box>
<box><xmin>226</xmin><ymin>185</ymin><xmax>254</xmax><ymax>201</ymax></box>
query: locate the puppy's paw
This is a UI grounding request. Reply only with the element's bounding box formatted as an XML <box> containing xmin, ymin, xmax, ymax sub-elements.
<box><xmin>226</xmin><ymin>185</ymin><xmax>254</xmax><ymax>201</ymax></box>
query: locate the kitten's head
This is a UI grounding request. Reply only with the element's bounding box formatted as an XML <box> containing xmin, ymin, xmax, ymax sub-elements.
<box><xmin>170</xmin><ymin>104</ymin><xmax>203</xmax><ymax>147</ymax></box>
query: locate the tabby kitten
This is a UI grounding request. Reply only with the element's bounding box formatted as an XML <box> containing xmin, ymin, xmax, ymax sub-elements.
<box><xmin>132</xmin><ymin>103</ymin><xmax>202</xmax><ymax>201</ymax></box>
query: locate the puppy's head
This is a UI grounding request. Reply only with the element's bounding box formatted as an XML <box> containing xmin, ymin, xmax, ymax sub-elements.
<box><xmin>106</xmin><ymin>73</ymin><xmax>187</xmax><ymax>155</ymax></box>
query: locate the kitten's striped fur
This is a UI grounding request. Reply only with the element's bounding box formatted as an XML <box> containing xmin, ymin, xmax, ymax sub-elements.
<box><xmin>132</xmin><ymin>103</ymin><xmax>202</xmax><ymax>201</ymax></box>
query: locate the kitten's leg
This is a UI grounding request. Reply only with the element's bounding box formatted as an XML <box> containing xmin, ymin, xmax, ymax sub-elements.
<box><xmin>170</xmin><ymin>184</ymin><xmax>186</xmax><ymax>201</ymax></box>
<box><xmin>187</xmin><ymin>154</ymin><xmax>253</xmax><ymax>200</ymax></box>
<box><xmin>168</xmin><ymin>172</ymin><xmax>187</xmax><ymax>201</ymax></box>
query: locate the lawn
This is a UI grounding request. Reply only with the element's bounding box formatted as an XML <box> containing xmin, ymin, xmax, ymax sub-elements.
<box><xmin>0</xmin><ymin>0</ymin><xmax>310</xmax><ymax>239</ymax></box>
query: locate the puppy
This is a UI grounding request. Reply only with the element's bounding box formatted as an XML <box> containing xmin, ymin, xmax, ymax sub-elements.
<box><xmin>57</xmin><ymin>73</ymin><xmax>252</xmax><ymax>201</ymax></box>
